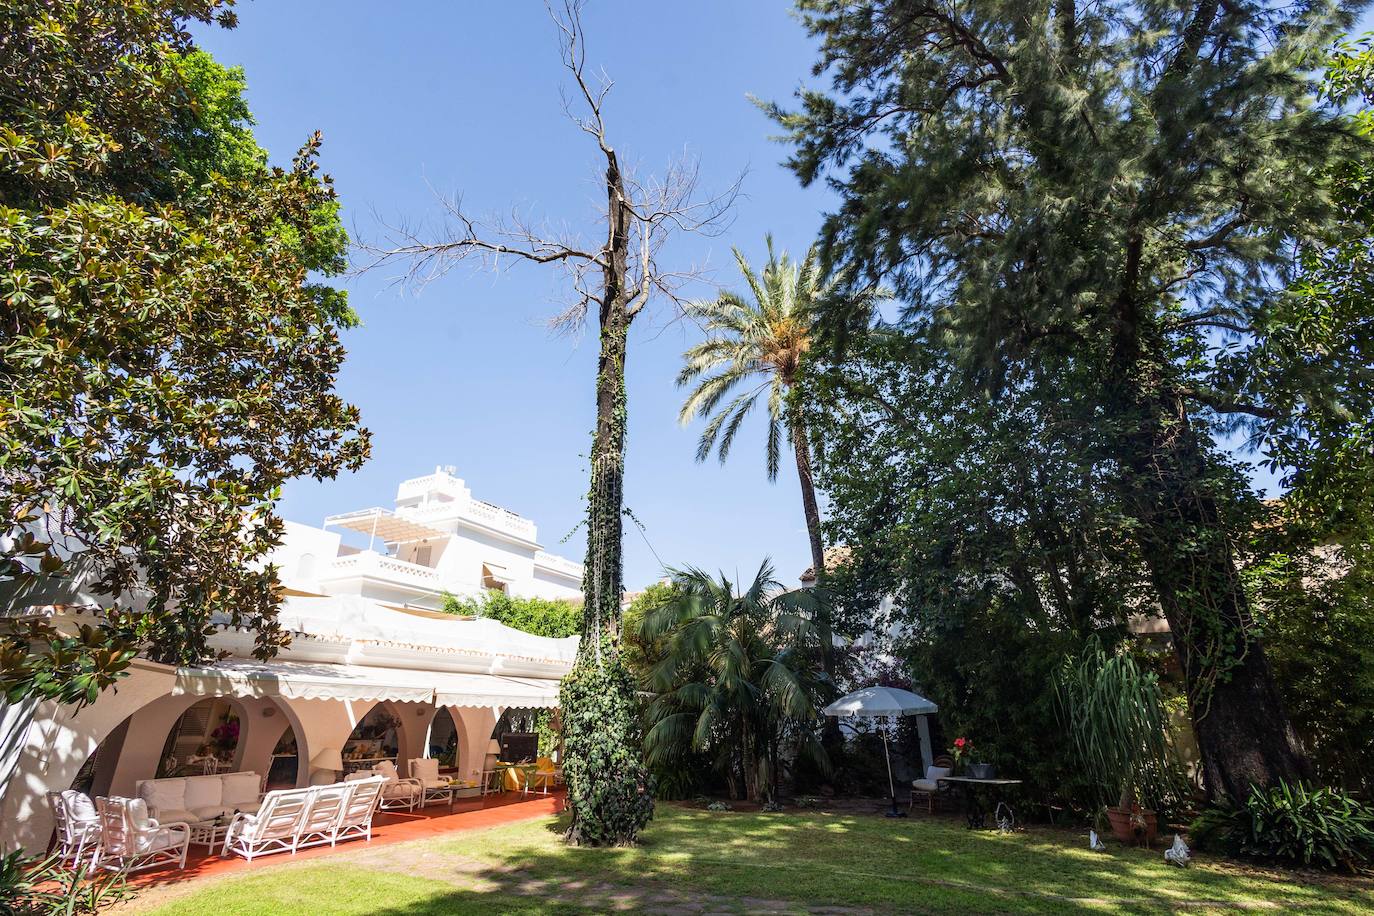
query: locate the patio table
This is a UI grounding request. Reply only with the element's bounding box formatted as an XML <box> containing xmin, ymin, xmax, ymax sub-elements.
<box><xmin>936</xmin><ymin>777</ymin><xmax>1023</xmax><ymax>831</ymax></box>
<box><xmin>190</xmin><ymin>819</ymin><xmax>231</xmax><ymax>856</ymax></box>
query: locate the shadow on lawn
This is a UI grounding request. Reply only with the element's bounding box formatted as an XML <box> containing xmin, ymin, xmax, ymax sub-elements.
<box><xmin>356</xmin><ymin>806</ymin><xmax>1374</xmax><ymax>915</ymax></box>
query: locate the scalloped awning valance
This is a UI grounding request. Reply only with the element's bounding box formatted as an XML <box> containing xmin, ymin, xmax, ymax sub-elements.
<box><xmin>173</xmin><ymin>659</ymin><xmax>559</xmax><ymax>709</ymax></box>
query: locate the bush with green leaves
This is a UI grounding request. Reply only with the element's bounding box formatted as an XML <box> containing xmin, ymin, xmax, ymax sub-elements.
<box><xmin>1057</xmin><ymin>637</ymin><xmax>1185</xmax><ymax>816</ymax></box>
<box><xmin>640</xmin><ymin>561</ymin><xmax>831</xmax><ymax>805</ymax></box>
<box><xmin>1190</xmin><ymin>782</ymin><xmax>1374</xmax><ymax>871</ymax></box>
<box><xmin>440</xmin><ymin>591</ymin><xmax>580</xmax><ymax>638</ymax></box>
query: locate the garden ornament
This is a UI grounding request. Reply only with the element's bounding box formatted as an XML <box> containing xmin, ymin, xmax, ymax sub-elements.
<box><xmin>1165</xmin><ymin>834</ymin><xmax>1191</xmax><ymax>867</ymax></box>
<box><xmin>1088</xmin><ymin>830</ymin><xmax>1107</xmax><ymax>851</ymax></box>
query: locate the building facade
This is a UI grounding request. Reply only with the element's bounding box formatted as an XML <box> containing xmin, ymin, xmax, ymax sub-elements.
<box><xmin>275</xmin><ymin>466</ymin><xmax>584</xmax><ymax>609</ymax></box>
<box><xmin>0</xmin><ymin>467</ymin><xmax>584</xmax><ymax>854</ymax></box>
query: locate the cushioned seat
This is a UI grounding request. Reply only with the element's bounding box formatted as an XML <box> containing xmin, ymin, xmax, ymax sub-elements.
<box><xmin>137</xmin><ymin>771</ymin><xmax>262</xmax><ymax>824</ymax></box>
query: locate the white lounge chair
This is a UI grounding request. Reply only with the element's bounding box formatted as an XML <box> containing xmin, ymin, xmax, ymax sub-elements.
<box><xmin>94</xmin><ymin>796</ymin><xmax>190</xmax><ymax>874</ymax></box>
<box><xmin>222</xmin><ymin>786</ymin><xmax>311</xmax><ymax>861</ymax></box>
<box><xmin>48</xmin><ymin>790</ymin><xmax>100</xmax><ymax>868</ymax></box>
<box><xmin>334</xmin><ymin>776</ymin><xmax>385</xmax><ymax>845</ymax></box>
<box><xmin>407</xmin><ymin>758</ymin><xmax>455</xmax><ymax>808</ymax></box>
<box><xmin>348</xmin><ymin>760</ymin><xmax>421</xmax><ymax>812</ymax></box>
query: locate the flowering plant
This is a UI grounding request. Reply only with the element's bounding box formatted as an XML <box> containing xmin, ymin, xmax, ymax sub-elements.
<box><xmin>211</xmin><ymin>716</ymin><xmax>240</xmax><ymax>755</ymax></box>
<box><xmin>951</xmin><ymin>736</ymin><xmax>973</xmax><ymax>767</ymax></box>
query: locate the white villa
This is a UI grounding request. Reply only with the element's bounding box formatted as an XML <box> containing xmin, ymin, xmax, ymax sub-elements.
<box><xmin>0</xmin><ymin>467</ymin><xmax>584</xmax><ymax>855</ymax></box>
<box><xmin>282</xmin><ymin>465</ymin><xmax>585</xmax><ymax>608</ymax></box>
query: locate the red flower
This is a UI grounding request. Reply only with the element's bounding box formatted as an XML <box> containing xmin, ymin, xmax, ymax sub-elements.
<box><xmin>954</xmin><ymin>737</ymin><xmax>966</xmax><ymax>748</ymax></box>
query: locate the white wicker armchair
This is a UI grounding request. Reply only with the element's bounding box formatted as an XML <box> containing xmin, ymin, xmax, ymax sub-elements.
<box><xmin>348</xmin><ymin>760</ymin><xmax>421</xmax><ymax>812</ymax></box>
<box><xmin>48</xmin><ymin>790</ymin><xmax>101</xmax><ymax>868</ymax></box>
<box><xmin>93</xmin><ymin>797</ymin><xmax>189</xmax><ymax>874</ymax></box>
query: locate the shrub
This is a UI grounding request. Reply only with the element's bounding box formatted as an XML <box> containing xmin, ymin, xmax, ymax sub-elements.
<box><xmin>0</xmin><ymin>851</ymin><xmax>128</xmax><ymax>915</ymax></box>
<box><xmin>1190</xmin><ymin>781</ymin><xmax>1374</xmax><ymax>870</ymax></box>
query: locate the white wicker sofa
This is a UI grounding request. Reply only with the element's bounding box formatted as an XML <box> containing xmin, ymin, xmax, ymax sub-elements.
<box><xmin>135</xmin><ymin>771</ymin><xmax>263</xmax><ymax>825</ymax></box>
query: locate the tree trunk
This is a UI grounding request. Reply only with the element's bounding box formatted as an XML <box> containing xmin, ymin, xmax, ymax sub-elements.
<box><xmin>560</xmin><ymin>149</ymin><xmax>654</xmax><ymax>846</ymax></box>
<box><xmin>792</xmin><ymin>417</ymin><xmax>826</xmax><ymax>582</ymax></box>
<box><xmin>1123</xmin><ymin>388</ymin><xmax>1311</xmax><ymax>803</ymax></box>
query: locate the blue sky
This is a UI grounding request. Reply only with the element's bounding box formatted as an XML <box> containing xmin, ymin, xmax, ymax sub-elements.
<box><xmin>193</xmin><ymin>2</ymin><xmax>833</xmax><ymax>588</ymax></box>
<box><xmin>194</xmin><ymin>3</ymin><xmax>1353</xmax><ymax>588</ymax></box>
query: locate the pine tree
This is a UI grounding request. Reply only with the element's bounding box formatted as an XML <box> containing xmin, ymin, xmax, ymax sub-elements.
<box><xmin>765</xmin><ymin>0</ymin><xmax>1368</xmax><ymax>802</ymax></box>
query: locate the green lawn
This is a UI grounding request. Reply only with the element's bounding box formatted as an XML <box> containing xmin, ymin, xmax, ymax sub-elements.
<box><xmin>137</xmin><ymin>805</ymin><xmax>1373</xmax><ymax>915</ymax></box>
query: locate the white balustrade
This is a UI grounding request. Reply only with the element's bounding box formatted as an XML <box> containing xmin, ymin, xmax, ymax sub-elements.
<box><xmin>323</xmin><ymin>552</ymin><xmax>441</xmax><ymax>586</ymax></box>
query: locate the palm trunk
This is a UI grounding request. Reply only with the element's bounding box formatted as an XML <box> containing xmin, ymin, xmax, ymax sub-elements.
<box><xmin>792</xmin><ymin>417</ymin><xmax>826</xmax><ymax>581</ymax></box>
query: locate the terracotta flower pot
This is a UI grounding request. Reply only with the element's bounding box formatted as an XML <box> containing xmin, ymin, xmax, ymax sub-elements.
<box><xmin>1105</xmin><ymin>806</ymin><xmax>1158</xmax><ymax>846</ymax></box>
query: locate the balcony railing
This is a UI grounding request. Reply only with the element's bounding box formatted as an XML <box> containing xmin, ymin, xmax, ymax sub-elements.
<box><xmin>321</xmin><ymin>551</ymin><xmax>441</xmax><ymax>589</ymax></box>
<box><xmin>400</xmin><ymin>499</ymin><xmax>538</xmax><ymax>541</ymax></box>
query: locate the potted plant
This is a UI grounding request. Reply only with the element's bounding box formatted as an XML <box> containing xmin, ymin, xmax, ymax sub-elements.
<box><xmin>1057</xmin><ymin>638</ymin><xmax>1181</xmax><ymax>846</ymax></box>
<box><xmin>951</xmin><ymin>737</ymin><xmax>973</xmax><ymax>774</ymax></box>
<box><xmin>952</xmin><ymin>737</ymin><xmax>997</xmax><ymax>779</ymax></box>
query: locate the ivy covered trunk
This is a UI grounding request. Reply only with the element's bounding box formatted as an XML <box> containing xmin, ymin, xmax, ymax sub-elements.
<box><xmin>560</xmin><ymin>149</ymin><xmax>654</xmax><ymax>846</ymax></box>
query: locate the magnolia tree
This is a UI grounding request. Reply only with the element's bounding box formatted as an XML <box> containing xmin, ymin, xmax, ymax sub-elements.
<box><xmin>367</xmin><ymin>2</ymin><xmax>736</xmax><ymax>845</ymax></box>
<box><xmin>0</xmin><ymin>0</ymin><xmax>368</xmax><ymax>707</ymax></box>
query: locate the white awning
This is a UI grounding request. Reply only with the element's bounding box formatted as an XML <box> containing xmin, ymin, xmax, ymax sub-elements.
<box><xmin>173</xmin><ymin>659</ymin><xmax>560</xmax><ymax>709</ymax></box>
<box><xmin>324</xmin><ymin>508</ymin><xmax>448</xmax><ymax>544</ymax></box>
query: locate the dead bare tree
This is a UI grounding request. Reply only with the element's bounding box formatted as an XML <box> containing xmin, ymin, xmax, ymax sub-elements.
<box><xmin>360</xmin><ymin>0</ymin><xmax>737</xmax><ymax>845</ymax></box>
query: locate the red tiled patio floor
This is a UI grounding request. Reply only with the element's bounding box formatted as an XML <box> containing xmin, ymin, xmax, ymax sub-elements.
<box><xmin>125</xmin><ymin>789</ymin><xmax>566</xmax><ymax>889</ymax></box>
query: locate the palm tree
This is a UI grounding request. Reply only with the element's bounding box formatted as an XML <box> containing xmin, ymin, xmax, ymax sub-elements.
<box><xmin>641</xmin><ymin>560</ymin><xmax>831</xmax><ymax>803</ymax></box>
<box><xmin>677</xmin><ymin>238</ymin><xmax>878</xmax><ymax>581</ymax></box>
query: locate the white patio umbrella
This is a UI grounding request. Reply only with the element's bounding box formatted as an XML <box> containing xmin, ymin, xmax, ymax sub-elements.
<box><xmin>823</xmin><ymin>686</ymin><xmax>938</xmax><ymax>818</ymax></box>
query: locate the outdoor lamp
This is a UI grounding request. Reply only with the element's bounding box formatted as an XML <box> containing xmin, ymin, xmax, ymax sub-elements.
<box><xmin>310</xmin><ymin>747</ymin><xmax>344</xmax><ymax>785</ymax></box>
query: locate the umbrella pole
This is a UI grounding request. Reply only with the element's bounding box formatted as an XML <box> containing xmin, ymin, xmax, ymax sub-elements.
<box><xmin>883</xmin><ymin>729</ymin><xmax>906</xmax><ymax>818</ymax></box>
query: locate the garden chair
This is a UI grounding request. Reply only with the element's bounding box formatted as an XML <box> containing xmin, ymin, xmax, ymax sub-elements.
<box><xmin>335</xmin><ymin>777</ymin><xmax>385</xmax><ymax>845</ymax></box>
<box><xmin>407</xmin><ymin>757</ymin><xmax>455</xmax><ymax>808</ymax></box>
<box><xmin>295</xmin><ymin>783</ymin><xmax>353</xmax><ymax>850</ymax></box>
<box><xmin>347</xmin><ymin>760</ymin><xmax>421</xmax><ymax>812</ymax></box>
<box><xmin>48</xmin><ymin>790</ymin><xmax>101</xmax><ymax>868</ymax></box>
<box><xmin>531</xmin><ymin>756</ymin><xmax>562</xmax><ymax>795</ymax></box>
<box><xmin>910</xmin><ymin>754</ymin><xmax>955</xmax><ymax>815</ymax></box>
<box><xmin>223</xmin><ymin>786</ymin><xmax>311</xmax><ymax>861</ymax></box>
<box><xmin>93</xmin><ymin>796</ymin><xmax>190</xmax><ymax>874</ymax></box>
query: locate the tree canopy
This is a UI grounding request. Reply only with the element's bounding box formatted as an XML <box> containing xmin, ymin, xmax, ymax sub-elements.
<box><xmin>766</xmin><ymin>0</ymin><xmax>1371</xmax><ymax>804</ymax></box>
<box><xmin>0</xmin><ymin>0</ymin><xmax>369</xmax><ymax>705</ymax></box>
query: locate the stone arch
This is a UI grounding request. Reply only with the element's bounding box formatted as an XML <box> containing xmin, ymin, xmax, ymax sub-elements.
<box><xmin>233</xmin><ymin>697</ymin><xmax>309</xmax><ymax>789</ymax></box>
<box><xmin>425</xmin><ymin>706</ymin><xmax>470</xmax><ymax>771</ymax></box>
<box><xmin>338</xmin><ymin>699</ymin><xmax>424</xmax><ymax>777</ymax></box>
<box><xmin>2</xmin><ymin>661</ymin><xmax>178</xmax><ymax>852</ymax></box>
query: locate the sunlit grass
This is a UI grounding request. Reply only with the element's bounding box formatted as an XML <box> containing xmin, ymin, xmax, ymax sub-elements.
<box><xmin>141</xmin><ymin>805</ymin><xmax>1374</xmax><ymax>915</ymax></box>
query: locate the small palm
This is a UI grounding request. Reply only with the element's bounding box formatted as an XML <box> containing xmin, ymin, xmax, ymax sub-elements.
<box><xmin>641</xmin><ymin>560</ymin><xmax>831</xmax><ymax>802</ymax></box>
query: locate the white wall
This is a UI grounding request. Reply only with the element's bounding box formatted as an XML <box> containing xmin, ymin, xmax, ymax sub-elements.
<box><xmin>269</xmin><ymin>521</ymin><xmax>343</xmax><ymax>593</ymax></box>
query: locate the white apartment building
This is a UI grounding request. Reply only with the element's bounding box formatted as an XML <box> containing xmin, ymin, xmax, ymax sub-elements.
<box><xmin>272</xmin><ymin>466</ymin><xmax>584</xmax><ymax>609</ymax></box>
